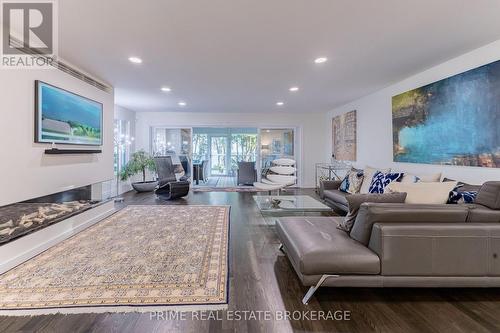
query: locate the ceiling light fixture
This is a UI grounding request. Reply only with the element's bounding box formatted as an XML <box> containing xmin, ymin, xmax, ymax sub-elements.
<box><xmin>161</xmin><ymin>87</ymin><xmax>171</xmax><ymax>92</ymax></box>
<box><xmin>276</xmin><ymin>101</ymin><xmax>284</xmax><ymax>106</ymax></box>
<box><xmin>128</xmin><ymin>56</ymin><xmax>143</xmax><ymax>64</ymax></box>
<box><xmin>289</xmin><ymin>86</ymin><xmax>299</xmax><ymax>92</ymax></box>
<box><xmin>178</xmin><ymin>101</ymin><xmax>187</xmax><ymax>107</ymax></box>
<box><xmin>314</xmin><ymin>57</ymin><xmax>328</xmax><ymax>64</ymax></box>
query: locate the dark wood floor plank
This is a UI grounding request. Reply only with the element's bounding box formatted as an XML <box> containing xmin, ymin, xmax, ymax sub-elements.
<box><xmin>1</xmin><ymin>189</ymin><xmax>500</xmax><ymax>333</ymax></box>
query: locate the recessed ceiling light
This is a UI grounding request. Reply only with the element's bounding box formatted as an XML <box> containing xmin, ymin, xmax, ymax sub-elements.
<box><xmin>178</xmin><ymin>101</ymin><xmax>187</xmax><ymax>107</ymax></box>
<box><xmin>128</xmin><ymin>56</ymin><xmax>142</xmax><ymax>64</ymax></box>
<box><xmin>161</xmin><ymin>87</ymin><xmax>171</xmax><ymax>92</ymax></box>
<box><xmin>289</xmin><ymin>86</ymin><xmax>299</xmax><ymax>92</ymax></box>
<box><xmin>314</xmin><ymin>57</ymin><xmax>328</xmax><ymax>64</ymax></box>
<box><xmin>276</xmin><ymin>101</ymin><xmax>284</xmax><ymax>106</ymax></box>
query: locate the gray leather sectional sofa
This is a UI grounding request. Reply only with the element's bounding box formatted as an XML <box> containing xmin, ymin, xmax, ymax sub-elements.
<box><xmin>277</xmin><ymin>182</ymin><xmax>500</xmax><ymax>304</ymax></box>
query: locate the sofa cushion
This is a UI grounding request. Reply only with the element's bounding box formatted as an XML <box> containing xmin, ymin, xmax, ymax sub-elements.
<box><xmin>338</xmin><ymin>192</ymin><xmax>408</xmax><ymax>232</ymax></box>
<box><xmin>475</xmin><ymin>182</ymin><xmax>500</xmax><ymax>210</ymax></box>
<box><xmin>276</xmin><ymin>216</ymin><xmax>380</xmax><ymax>275</ymax></box>
<box><xmin>443</xmin><ymin>179</ymin><xmax>482</xmax><ymax>192</ymax></box>
<box><xmin>467</xmin><ymin>204</ymin><xmax>500</xmax><ymax>222</ymax></box>
<box><xmin>385</xmin><ymin>181</ymin><xmax>457</xmax><ymax>204</ymax></box>
<box><xmin>350</xmin><ymin>203</ymin><xmax>469</xmax><ymax>245</ymax></box>
<box><xmin>360</xmin><ymin>166</ymin><xmax>391</xmax><ymax>194</ymax></box>
<box><xmin>401</xmin><ymin>172</ymin><xmax>442</xmax><ymax>183</ymax></box>
<box><xmin>324</xmin><ymin>189</ymin><xmax>349</xmax><ymax>207</ymax></box>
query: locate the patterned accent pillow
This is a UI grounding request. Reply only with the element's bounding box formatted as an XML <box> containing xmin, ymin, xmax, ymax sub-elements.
<box><xmin>448</xmin><ymin>188</ymin><xmax>478</xmax><ymax>204</ymax></box>
<box><xmin>339</xmin><ymin>168</ymin><xmax>364</xmax><ymax>194</ymax></box>
<box><xmin>368</xmin><ymin>171</ymin><xmax>404</xmax><ymax>194</ymax></box>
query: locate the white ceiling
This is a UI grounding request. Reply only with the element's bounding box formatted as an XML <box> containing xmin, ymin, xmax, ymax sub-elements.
<box><xmin>59</xmin><ymin>0</ymin><xmax>500</xmax><ymax>113</ymax></box>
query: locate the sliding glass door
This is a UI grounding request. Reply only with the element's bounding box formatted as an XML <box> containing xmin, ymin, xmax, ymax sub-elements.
<box><xmin>210</xmin><ymin>136</ymin><xmax>229</xmax><ymax>175</ymax></box>
<box><xmin>230</xmin><ymin>133</ymin><xmax>257</xmax><ymax>174</ymax></box>
<box><xmin>193</xmin><ymin>128</ymin><xmax>258</xmax><ymax>182</ymax></box>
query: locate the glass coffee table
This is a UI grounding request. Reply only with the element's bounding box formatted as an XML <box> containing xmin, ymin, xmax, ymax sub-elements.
<box><xmin>253</xmin><ymin>195</ymin><xmax>332</xmax><ymax>217</ymax></box>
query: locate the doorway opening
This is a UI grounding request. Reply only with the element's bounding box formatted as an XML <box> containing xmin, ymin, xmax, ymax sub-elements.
<box><xmin>193</xmin><ymin>127</ymin><xmax>258</xmax><ymax>187</ymax></box>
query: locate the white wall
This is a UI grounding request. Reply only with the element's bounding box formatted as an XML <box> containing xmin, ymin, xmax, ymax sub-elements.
<box><xmin>328</xmin><ymin>39</ymin><xmax>500</xmax><ymax>185</ymax></box>
<box><xmin>0</xmin><ymin>69</ymin><xmax>114</xmax><ymax>206</ymax></box>
<box><xmin>135</xmin><ymin>111</ymin><xmax>328</xmax><ymax>187</ymax></box>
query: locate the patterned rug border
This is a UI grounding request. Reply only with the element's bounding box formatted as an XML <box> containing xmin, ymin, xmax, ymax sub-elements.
<box><xmin>0</xmin><ymin>303</ymin><xmax>228</xmax><ymax>316</ymax></box>
<box><xmin>193</xmin><ymin>187</ymin><xmax>263</xmax><ymax>192</ymax></box>
<box><xmin>0</xmin><ymin>205</ymin><xmax>232</xmax><ymax>315</ymax></box>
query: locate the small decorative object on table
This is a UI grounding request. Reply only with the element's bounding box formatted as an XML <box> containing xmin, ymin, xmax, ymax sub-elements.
<box><xmin>271</xmin><ymin>198</ymin><xmax>281</xmax><ymax>209</ymax></box>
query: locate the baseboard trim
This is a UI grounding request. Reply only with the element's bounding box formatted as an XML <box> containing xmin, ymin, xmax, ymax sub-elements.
<box><xmin>0</xmin><ymin>200</ymin><xmax>116</xmax><ymax>274</ymax></box>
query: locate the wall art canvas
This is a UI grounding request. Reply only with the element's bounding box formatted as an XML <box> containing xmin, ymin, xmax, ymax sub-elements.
<box><xmin>332</xmin><ymin>110</ymin><xmax>357</xmax><ymax>161</ymax></box>
<box><xmin>392</xmin><ymin>60</ymin><xmax>500</xmax><ymax>168</ymax></box>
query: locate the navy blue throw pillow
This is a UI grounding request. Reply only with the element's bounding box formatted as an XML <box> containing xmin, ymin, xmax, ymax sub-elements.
<box><xmin>448</xmin><ymin>189</ymin><xmax>478</xmax><ymax>204</ymax></box>
<box><xmin>339</xmin><ymin>175</ymin><xmax>350</xmax><ymax>193</ymax></box>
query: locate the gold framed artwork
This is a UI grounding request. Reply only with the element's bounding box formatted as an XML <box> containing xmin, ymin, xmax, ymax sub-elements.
<box><xmin>332</xmin><ymin>110</ymin><xmax>357</xmax><ymax>161</ymax></box>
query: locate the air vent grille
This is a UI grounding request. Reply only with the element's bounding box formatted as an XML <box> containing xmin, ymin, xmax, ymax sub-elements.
<box><xmin>6</xmin><ymin>36</ymin><xmax>112</xmax><ymax>93</ymax></box>
<box><xmin>54</xmin><ymin>61</ymin><xmax>111</xmax><ymax>92</ymax></box>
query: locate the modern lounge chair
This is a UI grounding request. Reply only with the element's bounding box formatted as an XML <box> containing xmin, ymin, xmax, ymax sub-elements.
<box><xmin>154</xmin><ymin>156</ymin><xmax>190</xmax><ymax>200</ymax></box>
<box><xmin>253</xmin><ymin>158</ymin><xmax>297</xmax><ymax>194</ymax></box>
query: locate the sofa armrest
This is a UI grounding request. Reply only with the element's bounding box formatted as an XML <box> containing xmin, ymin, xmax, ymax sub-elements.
<box><xmin>368</xmin><ymin>222</ymin><xmax>500</xmax><ymax>276</ymax></box>
<box><xmin>319</xmin><ymin>180</ymin><xmax>342</xmax><ymax>198</ymax></box>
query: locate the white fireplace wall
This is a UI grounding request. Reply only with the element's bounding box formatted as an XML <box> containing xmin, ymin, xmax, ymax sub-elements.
<box><xmin>0</xmin><ymin>68</ymin><xmax>115</xmax><ymax>207</ymax></box>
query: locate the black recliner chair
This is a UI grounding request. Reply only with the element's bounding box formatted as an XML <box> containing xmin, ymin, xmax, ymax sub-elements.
<box><xmin>154</xmin><ymin>156</ymin><xmax>190</xmax><ymax>200</ymax></box>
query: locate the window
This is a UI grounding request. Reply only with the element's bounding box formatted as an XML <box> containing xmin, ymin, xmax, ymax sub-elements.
<box><xmin>114</xmin><ymin>119</ymin><xmax>131</xmax><ymax>175</ymax></box>
<box><xmin>193</xmin><ymin>133</ymin><xmax>208</xmax><ymax>162</ymax></box>
<box><xmin>210</xmin><ymin>136</ymin><xmax>228</xmax><ymax>175</ymax></box>
<box><xmin>230</xmin><ymin>133</ymin><xmax>257</xmax><ymax>172</ymax></box>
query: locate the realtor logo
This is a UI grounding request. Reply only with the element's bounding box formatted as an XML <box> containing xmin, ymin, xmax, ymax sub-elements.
<box><xmin>1</xmin><ymin>0</ymin><xmax>57</xmax><ymax>68</ymax></box>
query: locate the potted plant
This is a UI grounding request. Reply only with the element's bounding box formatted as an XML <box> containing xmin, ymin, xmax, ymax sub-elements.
<box><xmin>120</xmin><ymin>150</ymin><xmax>157</xmax><ymax>192</ymax></box>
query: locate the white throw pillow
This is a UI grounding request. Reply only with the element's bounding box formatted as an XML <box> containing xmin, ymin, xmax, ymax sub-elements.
<box><xmin>401</xmin><ymin>172</ymin><xmax>442</xmax><ymax>183</ymax></box>
<box><xmin>359</xmin><ymin>166</ymin><xmax>391</xmax><ymax>194</ymax></box>
<box><xmin>385</xmin><ymin>181</ymin><xmax>457</xmax><ymax>204</ymax></box>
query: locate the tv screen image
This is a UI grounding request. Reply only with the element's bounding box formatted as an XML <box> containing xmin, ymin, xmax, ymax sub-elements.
<box><xmin>36</xmin><ymin>81</ymin><xmax>103</xmax><ymax>146</ymax></box>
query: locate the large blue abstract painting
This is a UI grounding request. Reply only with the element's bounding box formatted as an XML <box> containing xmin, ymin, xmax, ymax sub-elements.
<box><xmin>392</xmin><ymin>60</ymin><xmax>500</xmax><ymax>168</ymax></box>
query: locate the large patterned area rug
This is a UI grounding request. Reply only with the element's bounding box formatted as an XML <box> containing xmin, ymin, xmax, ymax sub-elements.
<box><xmin>0</xmin><ymin>205</ymin><xmax>230</xmax><ymax>315</ymax></box>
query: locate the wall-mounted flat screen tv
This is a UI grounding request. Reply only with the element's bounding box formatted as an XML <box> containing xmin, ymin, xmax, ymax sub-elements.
<box><xmin>35</xmin><ymin>81</ymin><xmax>103</xmax><ymax>146</ymax></box>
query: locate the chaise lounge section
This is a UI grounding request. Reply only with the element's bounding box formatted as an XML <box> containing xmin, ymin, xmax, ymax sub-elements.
<box><xmin>277</xmin><ymin>182</ymin><xmax>500</xmax><ymax>304</ymax></box>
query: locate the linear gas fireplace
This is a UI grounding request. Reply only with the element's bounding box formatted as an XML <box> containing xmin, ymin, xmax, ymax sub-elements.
<box><xmin>0</xmin><ymin>185</ymin><xmax>102</xmax><ymax>246</ymax></box>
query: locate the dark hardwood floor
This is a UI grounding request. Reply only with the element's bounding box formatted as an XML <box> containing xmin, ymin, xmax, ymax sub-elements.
<box><xmin>1</xmin><ymin>189</ymin><xmax>500</xmax><ymax>332</ymax></box>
